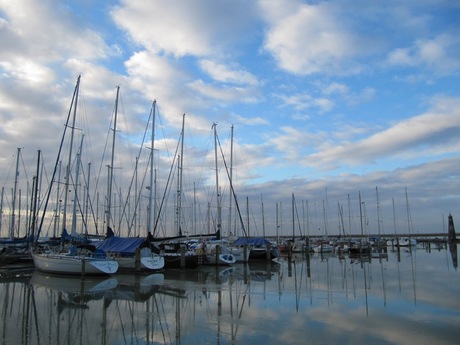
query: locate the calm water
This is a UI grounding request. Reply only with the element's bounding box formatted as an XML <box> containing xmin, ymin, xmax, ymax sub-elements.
<box><xmin>1</xmin><ymin>244</ymin><xmax>459</xmax><ymax>345</ymax></box>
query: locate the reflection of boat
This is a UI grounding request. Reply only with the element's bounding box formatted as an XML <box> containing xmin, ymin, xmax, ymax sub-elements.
<box><xmin>31</xmin><ymin>270</ymin><xmax>118</xmax><ymax>314</ymax></box>
<box><xmin>104</xmin><ymin>273</ymin><xmax>188</xmax><ymax>303</ymax></box>
<box><xmin>31</xmin><ymin>270</ymin><xmax>118</xmax><ymax>293</ymax></box>
<box><xmin>32</xmin><ymin>244</ymin><xmax>119</xmax><ymax>276</ymax></box>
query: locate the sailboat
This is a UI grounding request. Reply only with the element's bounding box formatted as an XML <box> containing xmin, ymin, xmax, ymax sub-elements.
<box><xmin>32</xmin><ymin>76</ymin><xmax>119</xmax><ymax>276</ymax></box>
<box><xmin>0</xmin><ymin>148</ymin><xmax>36</xmax><ymax>265</ymax></box>
<box><xmin>198</xmin><ymin>124</ymin><xmax>237</xmax><ymax>266</ymax></box>
<box><xmin>149</xmin><ymin>113</ymin><xmax>202</xmax><ymax>269</ymax></box>
<box><xmin>95</xmin><ymin>97</ymin><xmax>164</xmax><ymax>271</ymax></box>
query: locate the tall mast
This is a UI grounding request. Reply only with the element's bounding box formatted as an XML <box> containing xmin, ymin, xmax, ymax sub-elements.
<box><xmin>10</xmin><ymin>147</ymin><xmax>20</xmax><ymax>239</ymax></box>
<box><xmin>106</xmin><ymin>86</ymin><xmax>119</xmax><ymax>232</ymax></box>
<box><xmin>71</xmin><ymin>135</ymin><xmax>84</xmax><ymax>236</ymax></box>
<box><xmin>30</xmin><ymin>150</ymin><xmax>41</xmax><ymax>238</ymax></box>
<box><xmin>229</xmin><ymin>125</ymin><xmax>234</xmax><ymax>236</ymax></box>
<box><xmin>147</xmin><ymin>101</ymin><xmax>156</xmax><ymax>235</ymax></box>
<box><xmin>359</xmin><ymin>191</ymin><xmax>364</xmax><ymax>236</ymax></box>
<box><xmin>62</xmin><ymin>75</ymin><xmax>80</xmax><ymax>233</ymax></box>
<box><xmin>213</xmin><ymin>123</ymin><xmax>221</xmax><ymax>237</ymax></box>
<box><xmin>0</xmin><ymin>187</ymin><xmax>4</xmax><ymax>233</ymax></box>
<box><xmin>176</xmin><ymin>114</ymin><xmax>185</xmax><ymax>236</ymax></box>
<box><xmin>376</xmin><ymin>186</ymin><xmax>382</xmax><ymax>236</ymax></box>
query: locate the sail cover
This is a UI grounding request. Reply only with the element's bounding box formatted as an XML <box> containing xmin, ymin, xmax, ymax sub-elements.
<box><xmin>232</xmin><ymin>237</ymin><xmax>271</xmax><ymax>247</ymax></box>
<box><xmin>96</xmin><ymin>236</ymin><xmax>148</xmax><ymax>256</ymax></box>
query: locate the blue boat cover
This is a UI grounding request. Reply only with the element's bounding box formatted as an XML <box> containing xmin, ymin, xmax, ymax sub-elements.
<box><xmin>232</xmin><ymin>237</ymin><xmax>271</xmax><ymax>246</ymax></box>
<box><xmin>96</xmin><ymin>236</ymin><xmax>148</xmax><ymax>256</ymax></box>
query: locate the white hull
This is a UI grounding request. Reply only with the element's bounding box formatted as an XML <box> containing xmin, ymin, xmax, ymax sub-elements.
<box><xmin>115</xmin><ymin>254</ymin><xmax>164</xmax><ymax>271</ymax></box>
<box><xmin>229</xmin><ymin>246</ymin><xmax>252</xmax><ymax>263</ymax></box>
<box><xmin>32</xmin><ymin>253</ymin><xmax>119</xmax><ymax>275</ymax></box>
<box><xmin>313</xmin><ymin>244</ymin><xmax>334</xmax><ymax>253</ymax></box>
<box><xmin>206</xmin><ymin>253</ymin><xmax>236</xmax><ymax>265</ymax></box>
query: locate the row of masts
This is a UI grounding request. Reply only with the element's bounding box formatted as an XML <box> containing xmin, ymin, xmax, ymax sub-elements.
<box><xmin>0</xmin><ymin>76</ymin><xmax>451</xmax><ymax>242</ymax></box>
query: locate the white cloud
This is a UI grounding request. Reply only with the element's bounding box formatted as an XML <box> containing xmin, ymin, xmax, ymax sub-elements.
<box><xmin>305</xmin><ymin>97</ymin><xmax>460</xmax><ymax>169</ymax></box>
<box><xmin>277</xmin><ymin>92</ymin><xmax>334</xmax><ymax>114</ymax></box>
<box><xmin>259</xmin><ymin>0</ymin><xmax>362</xmax><ymax>75</ymax></box>
<box><xmin>199</xmin><ymin>60</ymin><xmax>259</xmax><ymax>86</ymax></box>
<box><xmin>0</xmin><ymin>0</ymin><xmax>109</xmax><ymax>69</ymax></box>
<box><xmin>111</xmin><ymin>0</ymin><xmax>256</xmax><ymax>58</ymax></box>
<box><xmin>387</xmin><ymin>33</ymin><xmax>460</xmax><ymax>74</ymax></box>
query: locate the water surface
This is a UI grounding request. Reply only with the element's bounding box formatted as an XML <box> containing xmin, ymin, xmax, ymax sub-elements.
<box><xmin>1</xmin><ymin>244</ymin><xmax>458</xmax><ymax>345</ymax></box>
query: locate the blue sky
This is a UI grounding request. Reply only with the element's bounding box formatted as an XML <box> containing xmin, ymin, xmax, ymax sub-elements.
<box><xmin>0</xmin><ymin>0</ymin><xmax>459</xmax><ymax>237</ymax></box>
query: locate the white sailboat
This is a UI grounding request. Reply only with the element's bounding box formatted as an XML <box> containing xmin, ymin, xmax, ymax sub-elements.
<box><xmin>32</xmin><ymin>76</ymin><xmax>119</xmax><ymax>276</ymax></box>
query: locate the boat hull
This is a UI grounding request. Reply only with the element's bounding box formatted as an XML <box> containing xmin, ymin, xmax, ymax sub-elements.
<box><xmin>115</xmin><ymin>255</ymin><xmax>165</xmax><ymax>271</ymax></box>
<box><xmin>162</xmin><ymin>253</ymin><xmax>201</xmax><ymax>269</ymax></box>
<box><xmin>205</xmin><ymin>253</ymin><xmax>236</xmax><ymax>265</ymax></box>
<box><xmin>32</xmin><ymin>253</ymin><xmax>119</xmax><ymax>275</ymax></box>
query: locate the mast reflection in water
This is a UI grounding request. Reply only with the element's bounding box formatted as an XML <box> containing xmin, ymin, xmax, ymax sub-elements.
<box><xmin>1</xmin><ymin>245</ymin><xmax>459</xmax><ymax>345</ymax></box>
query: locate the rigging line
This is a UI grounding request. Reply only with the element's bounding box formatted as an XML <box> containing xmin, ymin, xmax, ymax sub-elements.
<box><xmin>91</xmin><ymin>90</ymin><xmax>117</xmax><ymax>214</ymax></box>
<box><xmin>117</xmin><ymin>104</ymin><xmax>153</xmax><ymax>236</ymax></box>
<box><xmin>215</xmin><ymin>131</ymin><xmax>247</xmax><ymax>238</ymax></box>
<box><xmin>152</xmin><ymin>129</ymin><xmax>182</xmax><ymax>237</ymax></box>
<box><xmin>36</xmin><ymin>76</ymin><xmax>80</xmax><ymax>241</ymax></box>
<box><xmin>293</xmin><ymin>195</ymin><xmax>304</xmax><ymax>237</ymax></box>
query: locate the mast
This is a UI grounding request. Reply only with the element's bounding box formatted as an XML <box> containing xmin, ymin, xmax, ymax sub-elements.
<box><xmin>84</xmin><ymin>162</ymin><xmax>91</xmax><ymax>235</ymax></box>
<box><xmin>62</xmin><ymin>75</ymin><xmax>80</xmax><ymax>233</ymax></box>
<box><xmin>147</xmin><ymin>101</ymin><xmax>156</xmax><ymax>235</ymax></box>
<box><xmin>292</xmin><ymin>193</ymin><xmax>295</xmax><ymax>239</ymax></box>
<box><xmin>261</xmin><ymin>194</ymin><xmax>266</xmax><ymax>238</ymax></box>
<box><xmin>10</xmin><ymin>147</ymin><xmax>20</xmax><ymax>239</ymax></box>
<box><xmin>359</xmin><ymin>191</ymin><xmax>364</xmax><ymax>236</ymax></box>
<box><xmin>106</xmin><ymin>85</ymin><xmax>119</xmax><ymax>232</ymax></box>
<box><xmin>176</xmin><ymin>114</ymin><xmax>185</xmax><ymax>236</ymax></box>
<box><xmin>0</xmin><ymin>187</ymin><xmax>4</xmax><ymax>233</ymax></box>
<box><xmin>71</xmin><ymin>135</ymin><xmax>84</xmax><ymax>236</ymax></box>
<box><xmin>35</xmin><ymin>75</ymin><xmax>80</xmax><ymax>242</ymax></box>
<box><xmin>30</xmin><ymin>150</ymin><xmax>40</xmax><ymax>238</ymax></box>
<box><xmin>376</xmin><ymin>186</ymin><xmax>382</xmax><ymax>236</ymax></box>
<box><xmin>53</xmin><ymin>162</ymin><xmax>62</xmax><ymax>238</ymax></box>
<box><xmin>229</xmin><ymin>125</ymin><xmax>234</xmax><ymax>236</ymax></box>
<box><xmin>213</xmin><ymin>123</ymin><xmax>221</xmax><ymax>237</ymax></box>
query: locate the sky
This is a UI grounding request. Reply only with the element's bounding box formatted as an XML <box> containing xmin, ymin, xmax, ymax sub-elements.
<box><xmin>0</xmin><ymin>0</ymin><xmax>459</xmax><ymax>239</ymax></box>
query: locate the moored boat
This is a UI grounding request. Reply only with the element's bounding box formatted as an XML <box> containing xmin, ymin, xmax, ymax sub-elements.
<box><xmin>95</xmin><ymin>232</ymin><xmax>164</xmax><ymax>271</ymax></box>
<box><xmin>32</xmin><ymin>244</ymin><xmax>119</xmax><ymax>275</ymax></box>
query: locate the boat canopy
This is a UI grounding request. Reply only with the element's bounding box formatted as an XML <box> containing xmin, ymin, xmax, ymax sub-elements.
<box><xmin>96</xmin><ymin>236</ymin><xmax>149</xmax><ymax>256</ymax></box>
<box><xmin>232</xmin><ymin>237</ymin><xmax>271</xmax><ymax>247</ymax></box>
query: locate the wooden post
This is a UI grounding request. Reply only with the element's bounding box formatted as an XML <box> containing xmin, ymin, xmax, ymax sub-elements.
<box><xmin>82</xmin><ymin>258</ymin><xmax>86</xmax><ymax>276</ymax></box>
<box><xmin>266</xmin><ymin>242</ymin><xmax>271</xmax><ymax>260</ymax></box>
<box><xmin>215</xmin><ymin>245</ymin><xmax>220</xmax><ymax>265</ymax></box>
<box><xmin>180</xmin><ymin>245</ymin><xmax>186</xmax><ymax>268</ymax></box>
<box><xmin>135</xmin><ymin>248</ymin><xmax>141</xmax><ymax>271</ymax></box>
<box><xmin>243</xmin><ymin>244</ymin><xmax>248</xmax><ymax>263</ymax></box>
